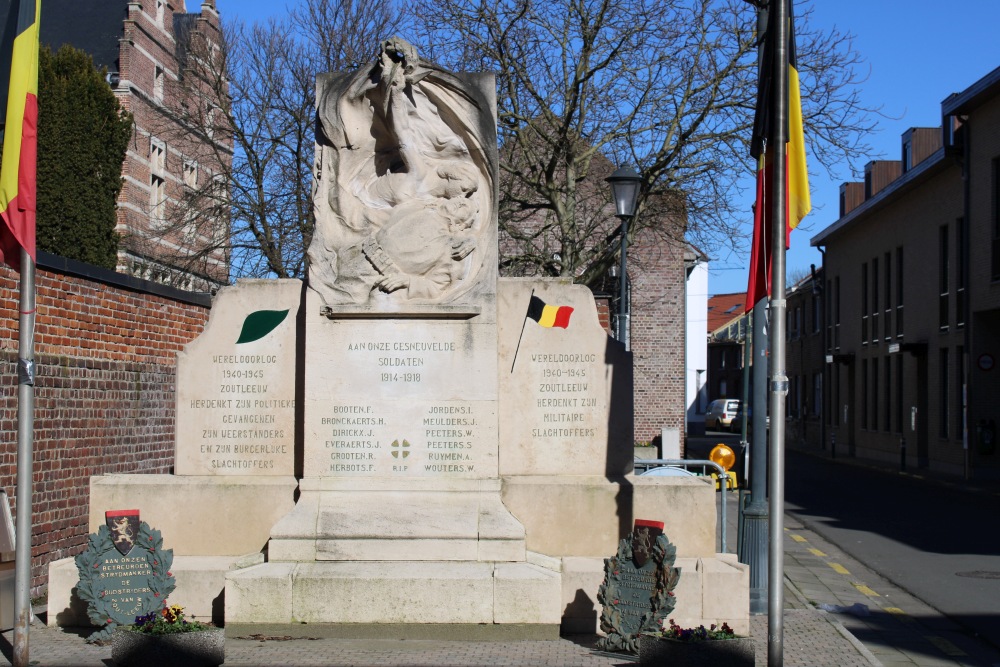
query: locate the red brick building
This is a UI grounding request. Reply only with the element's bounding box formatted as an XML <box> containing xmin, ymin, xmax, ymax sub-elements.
<box><xmin>39</xmin><ymin>0</ymin><xmax>230</xmax><ymax>291</ymax></box>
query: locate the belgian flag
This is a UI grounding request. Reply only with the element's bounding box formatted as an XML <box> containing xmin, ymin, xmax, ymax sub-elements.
<box><xmin>0</xmin><ymin>0</ymin><xmax>40</xmax><ymax>270</ymax></box>
<box><xmin>526</xmin><ymin>295</ymin><xmax>573</xmax><ymax>329</ymax></box>
<box><xmin>745</xmin><ymin>0</ymin><xmax>810</xmax><ymax>311</ymax></box>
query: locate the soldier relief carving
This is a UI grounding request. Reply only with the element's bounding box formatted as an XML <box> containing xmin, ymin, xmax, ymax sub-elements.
<box><xmin>308</xmin><ymin>39</ymin><xmax>495</xmax><ymax>309</ymax></box>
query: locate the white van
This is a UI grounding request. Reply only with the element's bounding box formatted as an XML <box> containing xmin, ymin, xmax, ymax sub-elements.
<box><xmin>704</xmin><ymin>398</ymin><xmax>740</xmax><ymax>430</ymax></box>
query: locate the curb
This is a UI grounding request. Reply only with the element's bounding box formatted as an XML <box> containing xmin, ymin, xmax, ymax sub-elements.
<box><xmin>782</xmin><ymin>573</ymin><xmax>883</xmax><ymax>667</ymax></box>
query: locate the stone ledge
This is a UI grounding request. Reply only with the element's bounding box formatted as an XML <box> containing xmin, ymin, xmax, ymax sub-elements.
<box><xmin>223</xmin><ymin>622</ymin><xmax>558</xmax><ymax>641</ymax></box>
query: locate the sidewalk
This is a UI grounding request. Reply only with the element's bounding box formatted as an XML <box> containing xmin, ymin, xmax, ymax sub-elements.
<box><xmin>4</xmin><ymin>443</ymin><xmax>996</xmax><ymax>666</ymax></box>
<box><xmin>0</xmin><ymin>599</ymin><xmax>879</xmax><ymax>667</ymax></box>
<box><xmin>768</xmin><ymin>441</ymin><xmax>1000</xmax><ymax>667</ymax></box>
<box><xmin>0</xmin><ymin>525</ymin><xmax>881</xmax><ymax>667</ymax></box>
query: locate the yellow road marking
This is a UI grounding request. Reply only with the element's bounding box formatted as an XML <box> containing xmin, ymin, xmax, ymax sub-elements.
<box><xmin>884</xmin><ymin>607</ymin><xmax>917</xmax><ymax>624</ymax></box>
<box><xmin>827</xmin><ymin>562</ymin><xmax>850</xmax><ymax>575</ymax></box>
<box><xmin>925</xmin><ymin>636</ymin><xmax>967</xmax><ymax>657</ymax></box>
<box><xmin>853</xmin><ymin>583</ymin><xmax>879</xmax><ymax>597</ymax></box>
<box><xmin>807</xmin><ymin>547</ymin><xmax>827</xmax><ymax>557</ymax></box>
<box><xmin>790</xmin><ymin>534</ymin><xmax>807</xmax><ymax>543</ymax></box>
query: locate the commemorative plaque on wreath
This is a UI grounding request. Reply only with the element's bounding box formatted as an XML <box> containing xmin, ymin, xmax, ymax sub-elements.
<box><xmin>596</xmin><ymin>519</ymin><xmax>680</xmax><ymax>653</ymax></box>
<box><xmin>74</xmin><ymin>510</ymin><xmax>176</xmax><ymax>641</ymax></box>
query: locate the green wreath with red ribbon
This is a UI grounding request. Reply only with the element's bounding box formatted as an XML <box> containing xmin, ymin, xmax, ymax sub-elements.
<box><xmin>74</xmin><ymin>521</ymin><xmax>176</xmax><ymax>642</ymax></box>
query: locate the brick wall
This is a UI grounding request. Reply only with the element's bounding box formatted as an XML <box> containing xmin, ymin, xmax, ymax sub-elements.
<box><xmin>629</xmin><ymin>226</ymin><xmax>687</xmax><ymax>449</ymax></box>
<box><xmin>0</xmin><ymin>252</ymin><xmax>209</xmax><ymax>594</ymax></box>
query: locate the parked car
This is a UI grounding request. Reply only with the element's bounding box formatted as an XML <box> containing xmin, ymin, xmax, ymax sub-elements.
<box><xmin>704</xmin><ymin>399</ymin><xmax>740</xmax><ymax>430</ymax></box>
<box><xmin>729</xmin><ymin>404</ymin><xmax>770</xmax><ymax>434</ymax></box>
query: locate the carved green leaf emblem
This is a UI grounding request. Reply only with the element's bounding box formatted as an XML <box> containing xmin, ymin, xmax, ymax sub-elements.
<box><xmin>236</xmin><ymin>309</ymin><xmax>290</xmax><ymax>344</ymax></box>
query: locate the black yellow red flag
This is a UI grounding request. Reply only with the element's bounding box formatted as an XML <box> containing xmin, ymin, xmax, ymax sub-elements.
<box><xmin>526</xmin><ymin>295</ymin><xmax>574</xmax><ymax>329</ymax></box>
<box><xmin>745</xmin><ymin>0</ymin><xmax>809</xmax><ymax>311</ymax></box>
<box><xmin>0</xmin><ymin>0</ymin><xmax>40</xmax><ymax>270</ymax></box>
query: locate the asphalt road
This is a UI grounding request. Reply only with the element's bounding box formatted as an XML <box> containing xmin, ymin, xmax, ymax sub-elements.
<box><xmin>781</xmin><ymin>449</ymin><xmax>1000</xmax><ymax>651</ymax></box>
<box><xmin>691</xmin><ymin>431</ymin><xmax>1000</xmax><ymax>652</ymax></box>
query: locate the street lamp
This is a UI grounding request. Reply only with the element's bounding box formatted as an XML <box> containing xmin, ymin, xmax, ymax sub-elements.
<box><xmin>606</xmin><ymin>166</ymin><xmax>642</xmax><ymax>348</ymax></box>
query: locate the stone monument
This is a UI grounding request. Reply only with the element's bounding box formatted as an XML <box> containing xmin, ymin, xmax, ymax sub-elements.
<box><xmin>225</xmin><ymin>38</ymin><xmax>559</xmax><ymax>635</ymax></box>
<box><xmin>47</xmin><ymin>38</ymin><xmax>749</xmax><ymax>639</ymax></box>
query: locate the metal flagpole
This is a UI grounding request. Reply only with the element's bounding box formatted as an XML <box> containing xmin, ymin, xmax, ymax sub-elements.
<box><xmin>766</xmin><ymin>0</ymin><xmax>790</xmax><ymax>664</ymax></box>
<box><xmin>13</xmin><ymin>247</ymin><xmax>36</xmax><ymax>667</ymax></box>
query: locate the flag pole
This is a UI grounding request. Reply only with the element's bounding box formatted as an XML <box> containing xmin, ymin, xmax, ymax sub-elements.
<box><xmin>13</xmin><ymin>247</ymin><xmax>36</xmax><ymax>667</ymax></box>
<box><xmin>766</xmin><ymin>0</ymin><xmax>790</xmax><ymax>664</ymax></box>
<box><xmin>510</xmin><ymin>288</ymin><xmax>535</xmax><ymax>373</ymax></box>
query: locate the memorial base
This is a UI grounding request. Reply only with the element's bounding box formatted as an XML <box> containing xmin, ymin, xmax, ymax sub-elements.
<box><xmin>267</xmin><ymin>478</ymin><xmax>526</xmax><ymax>562</ymax></box>
<box><xmin>224</xmin><ymin>560</ymin><xmax>561</xmax><ymax>632</ymax></box>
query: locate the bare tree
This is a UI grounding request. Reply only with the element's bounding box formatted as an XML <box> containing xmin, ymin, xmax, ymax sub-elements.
<box><xmin>153</xmin><ymin>0</ymin><xmax>404</xmax><ymax>281</ymax></box>
<box><xmin>411</xmin><ymin>0</ymin><xmax>878</xmax><ymax>283</ymax></box>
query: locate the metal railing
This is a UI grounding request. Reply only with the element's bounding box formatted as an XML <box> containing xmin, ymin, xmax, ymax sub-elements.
<box><xmin>634</xmin><ymin>458</ymin><xmax>730</xmax><ymax>553</ymax></box>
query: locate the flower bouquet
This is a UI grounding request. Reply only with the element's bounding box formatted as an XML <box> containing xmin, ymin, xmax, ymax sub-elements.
<box><xmin>639</xmin><ymin>619</ymin><xmax>754</xmax><ymax>666</ymax></box>
<box><xmin>112</xmin><ymin>604</ymin><xmax>224</xmax><ymax>667</ymax></box>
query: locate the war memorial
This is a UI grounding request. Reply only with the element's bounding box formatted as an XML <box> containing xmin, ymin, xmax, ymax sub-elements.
<box><xmin>45</xmin><ymin>39</ymin><xmax>748</xmax><ymax>639</ymax></box>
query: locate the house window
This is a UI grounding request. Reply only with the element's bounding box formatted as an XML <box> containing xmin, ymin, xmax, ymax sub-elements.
<box><xmin>832</xmin><ymin>364</ymin><xmax>839</xmax><ymax>428</ymax></box>
<box><xmin>939</xmin><ymin>347</ymin><xmax>949</xmax><ymax>439</ymax></box>
<box><xmin>150</xmin><ymin>138</ymin><xmax>165</xmax><ymax>173</ymax></box>
<box><xmin>895</xmin><ymin>355</ymin><xmax>903</xmax><ymax>434</ymax></box>
<box><xmin>834</xmin><ymin>277</ymin><xmax>841</xmax><ymax>350</ymax></box>
<box><xmin>826</xmin><ymin>280</ymin><xmax>833</xmax><ymax>351</ymax></box>
<box><xmin>871</xmin><ymin>257</ymin><xmax>879</xmax><ymax>345</ymax></box>
<box><xmin>871</xmin><ymin>357</ymin><xmax>879</xmax><ymax>432</ymax></box>
<box><xmin>901</xmin><ymin>138</ymin><xmax>912</xmax><ymax>173</ymax></box>
<box><xmin>939</xmin><ymin>225</ymin><xmax>949</xmax><ymax>331</ymax></box>
<box><xmin>896</xmin><ymin>246</ymin><xmax>904</xmax><ymax>338</ymax></box>
<box><xmin>861</xmin><ymin>264</ymin><xmax>868</xmax><ymax>344</ymax></box>
<box><xmin>150</xmin><ymin>138</ymin><xmax>166</xmax><ymax>223</ymax></box>
<box><xmin>150</xmin><ymin>175</ymin><xmax>166</xmax><ymax>222</ymax></box>
<box><xmin>154</xmin><ymin>65</ymin><xmax>164</xmax><ymax>102</ymax></box>
<box><xmin>813</xmin><ymin>373</ymin><xmax>822</xmax><ymax>417</ymax></box>
<box><xmin>992</xmin><ymin>157</ymin><xmax>1000</xmax><ymax>280</ymax></box>
<box><xmin>884</xmin><ymin>251</ymin><xmax>892</xmax><ymax>341</ymax></box>
<box><xmin>884</xmin><ymin>356</ymin><xmax>891</xmax><ymax>432</ymax></box>
<box><xmin>956</xmin><ymin>218</ymin><xmax>966</xmax><ymax>329</ymax></box>
<box><xmin>861</xmin><ymin>358</ymin><xmax>868</xmax><ymax>430</ymax></box>
<box><xmin>957</xmin><ymin>345</ymin><xmax>965</xmax><ymax>440</ymax></box>
<box><xmin>183</xmin><ymin>160</ymin><xmax>198</xmax><ymax>189</ymax></box>
<box><xmin>812</xmin><ymin>294</ymin><xmax>820</xmax><ymax>334</ymax></box>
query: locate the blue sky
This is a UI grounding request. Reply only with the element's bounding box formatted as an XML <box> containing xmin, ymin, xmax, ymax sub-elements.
<box><xmin>216</xmin><ymin>0</ymin><xmax>1000</xmax><ymax>296</ymax></box>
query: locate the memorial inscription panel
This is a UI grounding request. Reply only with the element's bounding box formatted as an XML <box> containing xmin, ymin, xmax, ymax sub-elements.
<box><xmin>175</xmin><ymin>280</ymin><xmax>300</xmax><ymax>476</ymax></box>
<box><xmin>498</xmin><ymin>280</ymin><xmax>633</xmax><ymax>476</ymax></box>
<box><xmin>304</xmin><ymin>293</ymin><xmax>498</xmax><ymax>479</ymax></box>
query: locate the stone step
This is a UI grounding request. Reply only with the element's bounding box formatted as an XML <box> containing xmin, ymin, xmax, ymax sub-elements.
<box><xmin>224</xmin><ymin>560</ymin><xmax>561</xmax><ymax>633</ymax></box>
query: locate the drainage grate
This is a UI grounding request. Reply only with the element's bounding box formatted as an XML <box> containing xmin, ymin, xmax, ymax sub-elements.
<box><xmin>955</xmin><ymin>571</ymin><xmax>1000</xmax><ymax>580</ymax></box>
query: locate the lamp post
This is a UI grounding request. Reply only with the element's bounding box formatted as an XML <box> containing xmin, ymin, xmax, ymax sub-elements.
<box><xmin>606</xmin><ymin>166</ymin><xmax>642</xmax><ymax>348</ymax></box>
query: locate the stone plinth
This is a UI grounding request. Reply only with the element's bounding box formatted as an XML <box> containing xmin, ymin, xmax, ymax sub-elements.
<box><xmin>48</xmin><ymin>553</ymin><xmax>263</xmax><ymax>627</ymax></box>
<box><xmin>89</xmin><ymin>475</ymin><xmax>297</xmax><ymax>556</ymax></box>
<box><xmin>225</xmin><ymin>560</ymin><xmax>560</xmax><ymax>632</ymax></box>
<box><xmin>268</xmin><ymin>478</ymin><xmax>524</xmax><ymax>562</ymax></box>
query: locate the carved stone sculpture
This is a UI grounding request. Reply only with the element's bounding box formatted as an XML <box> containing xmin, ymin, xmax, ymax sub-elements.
<box><xmin>308</xmin><ymin>38</ymin><xmax>495</xmax><ymax>309</ymax></box>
